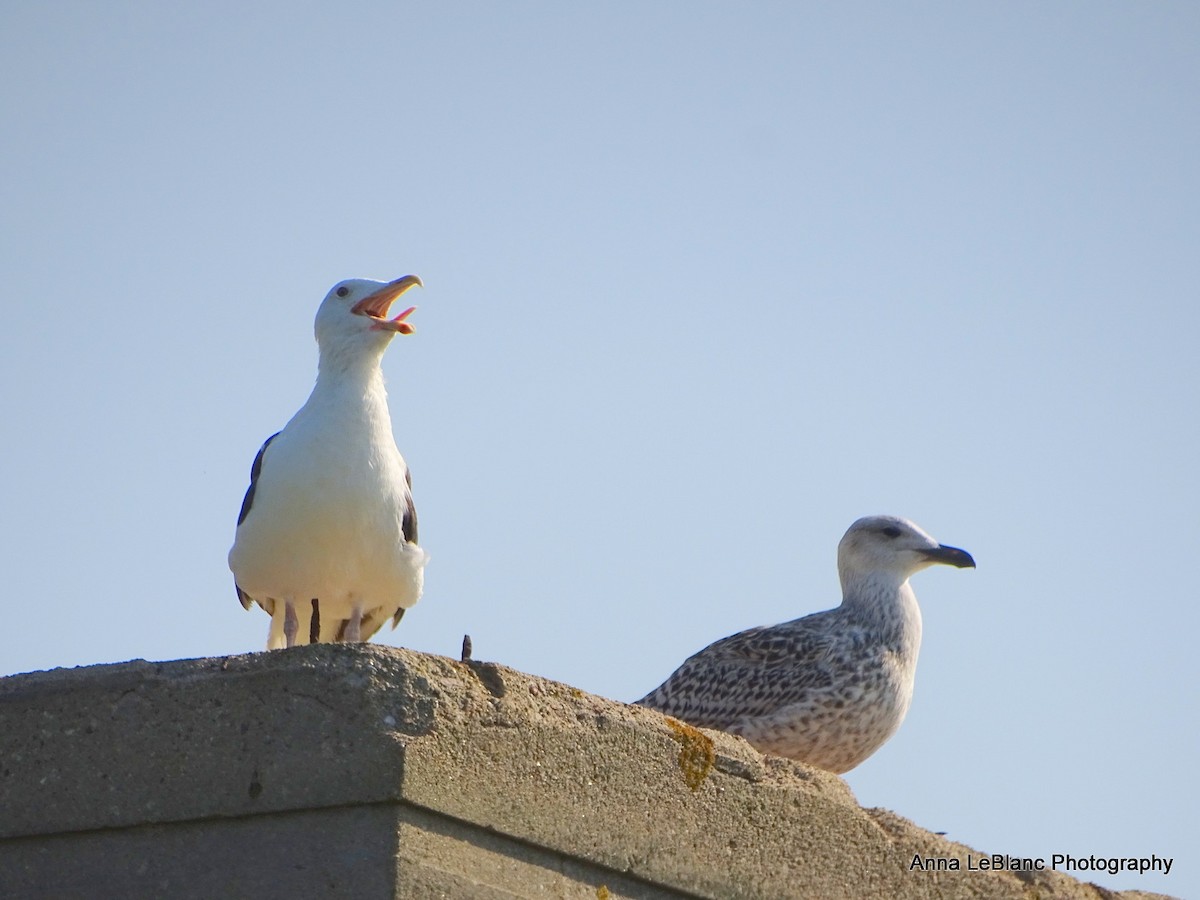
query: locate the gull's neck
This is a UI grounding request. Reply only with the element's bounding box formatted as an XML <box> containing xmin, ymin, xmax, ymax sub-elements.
<box><xmin>315</xmin><ymin>333</ymin><xmax>390</xmax><ymax>385</ymax></box>
<box><xmin>301</xmin><ymin>342</ymin><xmax>394</xmax><ymax>431</ymax></box>
<box><xmin>838</xmin><ymin>570</ymin><xmax>923</xmax><ymax>655</ymax></box>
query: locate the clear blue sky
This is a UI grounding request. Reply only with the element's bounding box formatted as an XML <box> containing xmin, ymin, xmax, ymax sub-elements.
<box><xmin>3</xmin><ymin>4</ymin><xmax>1196</xmax><ymax>896</ymax></box>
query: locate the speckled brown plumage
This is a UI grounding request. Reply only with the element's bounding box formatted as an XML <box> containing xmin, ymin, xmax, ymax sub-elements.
<box><xmin>636</xmin><ymin>516</ymin><xmax>975</xmax><ymax>774</ymax></box>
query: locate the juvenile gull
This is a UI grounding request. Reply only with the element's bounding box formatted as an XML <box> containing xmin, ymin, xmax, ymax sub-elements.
<box><xmin>228</xmin><ymin>276</ymin><xmax>429</xmax><ymax>650</ymax></box>
<box><xmin>636</xmin><ymin>515</ymin><xmax>974</xmax><ymax>773</ymax></box>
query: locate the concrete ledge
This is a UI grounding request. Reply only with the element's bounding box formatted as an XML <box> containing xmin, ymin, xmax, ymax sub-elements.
<box><xmin>0</xmin><ymin>645</ymin><xmax>1175</xmax><ymax>899</ymax></box>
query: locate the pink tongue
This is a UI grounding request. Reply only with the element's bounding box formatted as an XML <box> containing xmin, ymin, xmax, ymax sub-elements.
<box><xmin>390</xmin><ymin>305</ymin><xmax>417</xmax><ymax>334</ymax></box>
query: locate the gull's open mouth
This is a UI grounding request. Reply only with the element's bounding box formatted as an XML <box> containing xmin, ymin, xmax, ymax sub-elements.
<box><xmin>352</xmin><ymin>275</ymin><xmax>422</xmax><ymax>333</ymax></box>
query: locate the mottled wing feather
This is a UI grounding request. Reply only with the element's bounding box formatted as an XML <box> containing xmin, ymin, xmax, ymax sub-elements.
<box><xmin>636</xmin><ymin>612</ymin><xmax>845</xmax><ymax>728</ymax></box>
<box><xmin>702</xmin><ymin>617</ymin><xmax>838</xmax><ymax>665</ymax></box>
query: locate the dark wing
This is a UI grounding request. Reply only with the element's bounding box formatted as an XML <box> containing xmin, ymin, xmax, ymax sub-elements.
<box><xmin>236</xmin><ymin>584</ymin><xmax>255</xmax><ymax>612</ymax></box>
<box><xmin>391</xmin><ymin>468</ymin><xmax>416</xmax><ymax>630</ymax></box>
<box><xmin>234</xmin><ymin>431</ymin><xmax>280</xmax><ymax>609</ymax></box>
<box><xmin>401</xmin><ymin>466</ymin><xmax>418</xmax><ymax>544</ymax></box>
<box><xmin>237</xmin><ymin>431</ymin><xmax>280</xmax><ymax>526</ymax></box>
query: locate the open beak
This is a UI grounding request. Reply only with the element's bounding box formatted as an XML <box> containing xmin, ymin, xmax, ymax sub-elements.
<box><xmin>351</xmin><ymin>274</ymin><xmax>422</xmax><ymax>333</ymax></box>
<box><xmin>922</xmin><ymin>544</ymin><xmax>976</xmax><ymax>569</ymax></box>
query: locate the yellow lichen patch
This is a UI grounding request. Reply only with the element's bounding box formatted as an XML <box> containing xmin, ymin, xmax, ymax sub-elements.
<box><xmin>595</xmin><ymin>886</ymin><xmax>611</xmax><ymax>900</ymax></box>
<box><xmin>665</xmin><ymin>717</ymin><xmax>715</xmax><ymax>792</ymax></box>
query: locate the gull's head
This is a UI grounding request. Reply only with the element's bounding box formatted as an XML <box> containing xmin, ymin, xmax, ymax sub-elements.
<box><xmin>837</xmin><ymin>515</ymin><xmax>975</xmax><ymax>590</ymax></box>
<box><xmin>314</xmin><ymin>275</ymin><xmax>422</xmax><ymax>363</ymax></box>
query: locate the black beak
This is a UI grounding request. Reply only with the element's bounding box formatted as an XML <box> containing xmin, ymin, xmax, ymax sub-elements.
<box><xmin>922</xmin><ymin>544</ymin><xmax>976</xmax><ymax>569</ymax></box>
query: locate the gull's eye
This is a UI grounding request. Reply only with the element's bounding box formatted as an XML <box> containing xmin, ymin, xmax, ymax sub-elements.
<box><xmin>336</xmin><ymin>285</ymin><xmax>350</xmax><ymax>298</ymax></box>
<box><xmin>882</xmin><ymin>526</ymin><xmax>902</xmax><ymax>539</ymax></box>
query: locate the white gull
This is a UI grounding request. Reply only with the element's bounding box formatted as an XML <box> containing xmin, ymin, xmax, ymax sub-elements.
<box><xmin>229</xmin><ymin>276</ymin><xmax>429</xmax><ymax>649</ymax></box>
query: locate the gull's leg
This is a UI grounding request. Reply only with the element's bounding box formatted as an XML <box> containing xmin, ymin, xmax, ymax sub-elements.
<box><xmin>344</xmin><ymin>602</ymin><xmax>364</xmax><ymax>642</ymax></box>
<box><xmin>309</xmin><ymin>598</ymin><xmax>321</xmax><ymax>644</ymax></box>
<box><xmin>283</xmin><ymin>601</ymin><xmax>299</xmax><ymax>648</ymax></box>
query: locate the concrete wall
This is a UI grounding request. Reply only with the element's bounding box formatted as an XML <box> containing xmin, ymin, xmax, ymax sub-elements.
<box><xmin>0</xmin><ymin>645</ymin><xmax>1174</xmax><ymax>899</ymax></box>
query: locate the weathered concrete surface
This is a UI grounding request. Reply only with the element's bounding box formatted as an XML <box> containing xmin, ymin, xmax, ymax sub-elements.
<box><xmin>0</xmin><ymin>645</ymin><xmax>1175</xmax><ymax>899</ymax></box>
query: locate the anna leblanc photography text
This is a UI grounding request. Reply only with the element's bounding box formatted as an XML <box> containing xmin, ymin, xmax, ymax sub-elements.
<box><xmin>909</xmin><ymin>853</ymin><xmax>1174</xmax><ymax>877</ymax></box>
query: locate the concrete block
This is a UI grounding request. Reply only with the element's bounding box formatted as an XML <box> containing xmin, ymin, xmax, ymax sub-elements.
<box><xmin>0</xmin><ymin>645</ymin><xmax>1176</xmax><ymax>899</ymax></box>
